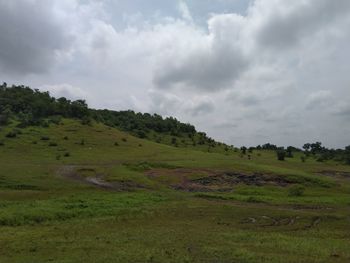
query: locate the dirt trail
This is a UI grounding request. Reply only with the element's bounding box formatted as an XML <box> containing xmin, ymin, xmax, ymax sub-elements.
<box><xmin>56</xmin><ymin>165</ymin><xmax>142</xmax><ymax>191</ymax></box>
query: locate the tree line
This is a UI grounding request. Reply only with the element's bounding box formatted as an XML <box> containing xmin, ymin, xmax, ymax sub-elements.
<box><xmin>0</xmin><ymin>83</ymin><xmax>202</xmax><ymax>141</ymax></box>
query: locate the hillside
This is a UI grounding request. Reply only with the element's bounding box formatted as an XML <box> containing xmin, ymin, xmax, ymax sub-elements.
<box><xmin>0</xmin><ymin>83</ymin><xmax>232</xmax><ymax>153</ymax></box>
<box><xmin>0</xmin><ymin>85</ymin><xmax>350</xmax><ymax>262</ymax></box>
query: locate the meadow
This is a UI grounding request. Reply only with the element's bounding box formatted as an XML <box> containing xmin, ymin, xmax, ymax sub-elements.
<box><xmin>0</xmin><ymin>119</ymin><xmax>349</xmax><ymax>262</ymax></box>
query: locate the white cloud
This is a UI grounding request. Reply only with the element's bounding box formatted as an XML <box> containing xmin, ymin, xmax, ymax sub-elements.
<box><xmin>0</xmin><ymin>0</ymin><xmax>349</xmax><ymax>148</ymax></box>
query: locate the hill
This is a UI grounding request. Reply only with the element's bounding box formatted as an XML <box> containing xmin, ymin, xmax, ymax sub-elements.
<box><xmin>0</xmin><ymin>84</ymin><xmax>350</xmax><ymax>262</ymax></box>
<box><xmin>0</xmin><ymin>83</ymin><xmax>232</xmax><ymax>152</ymax></box>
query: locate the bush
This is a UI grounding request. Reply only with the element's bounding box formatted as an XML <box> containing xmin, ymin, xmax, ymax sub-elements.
<box><xmin>6</xmin><ymin>131</ymin><xmax>17</xmax><ymax>138</ymax></box>
<box><xmin>122</xmin><ymin>138</ymin><xmax>127</xmax><ymax>142</ymax></box>
<box><xmin>49</xmin><ymin>116</ymin><xmax>62</xmax><ymax>125</ymax></box>
<box><xmin>32</xmin><ymin>141</ymin><xmax>37</xmax><ymax>144</ymax></box>
<box><xmin>301</xmin><ymin>156</ymin><xmax>306</xmax><ymax>162</ymax></box>
<box><xmin>64</xmin><ymin>152</ymin><xmax>70</xmax><ymax>157</ymax></box>
<box><xmin>288</xmin><ymin>185</ymin><xmax>305</xmax><ymax>197</ymax></box>
<box><xmin>114</xmin><ymin>142</ymin><xmax>119</xmax><ymax>146</ymax></box>
<box><xmin>80</xmin><ymin>139</ymin><xmax>85</xmax><ymax>145</ymax></box>
<box><xmin>40</xmin><ymin>136</ymin><xmax>50</xmax><ymax>141</ymax></box>
<box><xmin>276</xmin><ymin>150</ymin><xmax>286</xmax><ymax>161</ymax></box>
<box><xmin>81</xmin><ymin>116</ymin><xmax>92</xmax><ymax>126</ymax></box>
<box><xmin>63</xmin><ymin>136</ymin><xmax>69</xmax><ymax>140</ymax></box>
<box><xmin>171</xmin><ymin>137</ymin><xmax>177</xmax><ymax>145</ymax></box>
<box><xmin>0</xmin><ymin>141</ymin><xmax>4</xmax><ymax>146</ymax></box>
<box><xmin>49</xmin><ymin>142</ymin><xmax>58</xmax><ymax>147</ymax></box>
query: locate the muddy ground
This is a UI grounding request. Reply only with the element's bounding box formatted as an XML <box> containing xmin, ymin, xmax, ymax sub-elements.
<box><xmin>318</xmin><ymin>170</ymin><xmax>350</xmax><ymax>179</ymax></box>
<box><xmin>146</xmin><ymin>168</ymin><xmax>294</xmax><ymax>192</ymax></box>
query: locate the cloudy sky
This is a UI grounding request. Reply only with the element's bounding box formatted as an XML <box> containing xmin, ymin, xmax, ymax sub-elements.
<box><xmin>1</xmin><ymin>0</ymin><xmax>349</xmax><ymax>148</ymax></box>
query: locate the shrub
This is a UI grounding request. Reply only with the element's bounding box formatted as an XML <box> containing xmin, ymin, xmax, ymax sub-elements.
<box><xmin>288</xmin><ymin>185</ymin><xmax>305</xmax><ymax>197</ymax></box>
<box><xmin>40</xmin><ymin>136</ymin><xmax>50</xmax><ymax>141</ymax></box>
<box><xmin>171</xmin><ymin>137</ymin><xmax>177</xmax><ymax>145</ymax></box>
<box><xmin>276</xmin><ymin>150</ymin><xmax>286</xmax><ymax>161</ymax></box>
<box><xmin>81</xmin><ymin>116</ymin><xmax>92</xmax><ymax>126</ymax></box>
<box><xmin>0</xmin><ymin>141</ymin><xmax>4</xmax><ymax>146</ymax></box>
<box><xmin>122</xmin><ymin>138</ymin><xmax>127</xmax><ymax>142</ymax></box>
<box><xmin>56</xmin><ymin>154</ymin><xmax>61</xmax><ymax>160</ymax></box>
<box><xmin>64</xmin><ymin>152</ymin><xmax>70</xmax><ymax>157</ymax></box>
<box><xmin>49</xmin><ymin>142</ymin><xmax>58</xmax><ymax>147</ymax></box>
<box><xmin>49</xmin><ymin>116</ymin><xmax>62</xmax><ymax>125</ymax></box>
<box><xmin>63</xmin><ymin>136</ymin><xmax>69</xmax><ymax>140</ymax></box>
<box><xmin>80</xmin><ymin>139</ymin><xmax>85</xmax><ymax>145</ymax></box>
<box><xmin>138</xmin><ymin>143</ymin><xmax>142</xmax><ymax>147</ymax></box>
<box><xmin>6</xmin><ymin>131</ymin><xmax>17</xmax><ymax>138</ymax></box>
<box><xmin>114</xmin><ymin>142</ymin><xmax>119</xmax><ymax>146</ymax></box>
<box><xmin>32</xmin><ymin>141</ymin><xmax>37</xmax><ymax>144</ymax></box>
<box><xmin>301</xmin><ymin>156</ymin><xmax>306</xmax><ymax>162</ymax></box>
<box><xmin>40</xmin><ymin>120</ymin><xmax>49</xmax><ymax>128</ymax></box>
<box><xmin>246</xmin><ymin>196</ymin><xmax>261</xmax><ymax>203</ymax></box>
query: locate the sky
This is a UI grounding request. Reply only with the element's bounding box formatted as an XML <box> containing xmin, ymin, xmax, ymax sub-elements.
<box><xmin>0</xmin><ymin>0</ymin><xmax>349</xmax><ymax>148</ymax></box>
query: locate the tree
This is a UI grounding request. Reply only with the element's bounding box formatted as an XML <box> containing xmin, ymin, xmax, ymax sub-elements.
<box><xmin>241</xmin><ymin>146</ymin><xmax>247</xmax><ymax>155</ymax></box>
<box><xmin>286</xmin><ymin>146</ymin><xmax>294</xmax><ymax>158</ymax></box>
<box><xmin>276</xmin><ymin>149</ymin><xmax>286</xmax><ymax>161</ymax></box>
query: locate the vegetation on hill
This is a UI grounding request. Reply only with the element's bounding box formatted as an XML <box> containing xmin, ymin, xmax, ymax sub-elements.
<box><xmin>0</xmin><ymin>115</ymin><xmax>350</xmax><ymax>262</ymax></box>
<box><xmin>0</xmin><ymin>83</ymin><xmax>227</xmax><ymax>150</ymax></box>
<box><xmin>1</xmin><ymin>83</ymin><xmax>349</xmax><ymax>165</ymax></box>
<box><xmin>0</xmin><ymin>85</ymin><xmax>350</xmax><ymax>262</ymax></box>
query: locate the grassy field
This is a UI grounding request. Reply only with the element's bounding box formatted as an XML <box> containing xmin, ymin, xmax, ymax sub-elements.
<box><xmin>0</xmin><ymin>119</ymin><xmax>349</xmax><ymax>262</ymax></box>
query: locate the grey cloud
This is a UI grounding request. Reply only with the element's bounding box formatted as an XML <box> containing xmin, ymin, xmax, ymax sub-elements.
<box><xmin>255</xmin><ymin>0</ymin><xmax>350</xmax><ymax>50</ymax></box>
<box><xmin>1</xmin><ymin>0</ymin><xmax>350</xmax><ymax>149</ymax></box>
<box><xmin>305</xmin><ymin>90</ymin><xmax>332</xmax><ymax>110</ymax></box>
<box><xmin>154</xmin><ymin>45</ymin><xmax>247</xmax><ymax>91</ymax></box>
<box><xmin>188</xmin><ymin>100</ymin><xmax>215</xmax><ymax>116</ymax></box>
<box><xmin>0</xmin><ymin>0</ymin><xmax>71</xmax><ymax>75</ymax></box>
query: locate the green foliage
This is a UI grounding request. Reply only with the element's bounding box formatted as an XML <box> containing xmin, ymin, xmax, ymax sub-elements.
<box><xmin>6</xmin><ymin>131</ymin><xmax>17</xmax><ymax>138</ymax></box>
<box><xmin>276</xmin><ymin>149</ymin><xmax>286</xmax><ymax>161</ymax></box>
<box><xmin>288</xmin><ymin>185</ymin><xmax>305</xmax><ymax>197</ymax></box>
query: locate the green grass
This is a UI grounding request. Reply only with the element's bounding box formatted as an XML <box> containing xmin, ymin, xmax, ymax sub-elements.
<box><xmin>0</xmin><ymin>119</ymin><xmax>349</xmax><ymax>262</ymax></box>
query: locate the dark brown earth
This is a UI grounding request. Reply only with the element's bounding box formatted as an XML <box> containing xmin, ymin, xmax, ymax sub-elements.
<box><xmin>240</xmin><ymin>215</ymin><xmax>321</xmax><ymax>229</ymax></box>
<box><xmin>318</xmin><ymin>170</ymin><xmax>350</xmax><ymax>179</ymax></box>
<box><xmin>146</xmin><ymin>168</ymin><xmax>294</xmax><ymax>192</ymax></box>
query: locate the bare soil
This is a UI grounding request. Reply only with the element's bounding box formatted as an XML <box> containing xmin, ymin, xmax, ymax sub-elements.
<box><xmin>146</xmin><ymin>168</ymin><xmax>293</xmax><ymax>192</ymax></box>
<box><xmin>57</xmin><ymin>165</ymin><xmax>144</xmax><ymax>191</ymax></box>
<box><xmin>318</xmin><ymin>170</ymin><xmax>350</xmax><ymax>179</ymax></box>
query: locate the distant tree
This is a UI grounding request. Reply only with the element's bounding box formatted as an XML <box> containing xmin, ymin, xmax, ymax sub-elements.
<box><xmin>241</xmin><ymin>146</ymin><xmax>247</xmax><ymax>155</ymax></box>
<box><xmin>286</xmin><ymin>146</ymin><xmax>294</xmax><ymax>158</ymax></box>
<box><xmin>277</xmin><ymin>149</ymin><xmax>286</xmax><ymax>161</ymax></box>
<box><xmin>171</xmin><ymin>137</ymin><xmax>177</xmax><ymax>145</ymax></box>
<box><xmin>344</xmin><ymin>146</ymin><xmax>350</xmax><ymax>165</ymax></box>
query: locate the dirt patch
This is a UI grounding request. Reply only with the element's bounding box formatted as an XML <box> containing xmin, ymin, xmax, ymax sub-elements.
<box><xmin>146</xmin><ymin>168</ymin><xmax>293</xmax><ymax>192</ymax></box>
<box><xmin>318</xmin><ymin>170</ymin><xmax>350</xmax><ymax>179</ymax></box>
<box><xmin>57</xmin><ymin>165</ymin><xmax>144</xmax><ymax>191</ymax></box>
<box><xmin>241</xmin><ymin>215</ymin><xmax>297</xmax><ymax>226</ymax></box>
